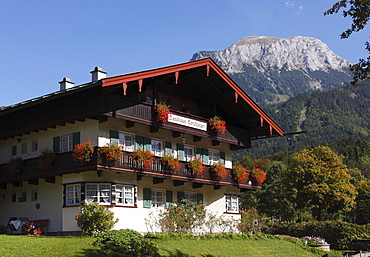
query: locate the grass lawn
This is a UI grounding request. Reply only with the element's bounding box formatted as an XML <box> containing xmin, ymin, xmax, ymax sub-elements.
<box><xmin>0</xmin><ymin>235</ymin><xmax>340</xmax><ymax>257</ymax></box>
<box><xmin>0</xmin><ymin>235</ymin><xmax>98</xmax><ymax>257</ymax></box>
<box><xmin>155</xmin><ymin>238</ymin><xmax>329</xmax><ymax>257</ymax></box>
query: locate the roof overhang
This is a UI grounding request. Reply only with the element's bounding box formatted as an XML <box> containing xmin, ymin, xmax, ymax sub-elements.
<box><xmin>102</xmin><ymin>58</ymin><xmax>284</xmax><ymax>137</ymax></box>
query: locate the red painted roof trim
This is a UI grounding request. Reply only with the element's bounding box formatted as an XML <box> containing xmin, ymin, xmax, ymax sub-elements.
<box><xmin>102</xmin><ymin>58</ymin><xmax>284</xmax><ymax>136</ymax></box>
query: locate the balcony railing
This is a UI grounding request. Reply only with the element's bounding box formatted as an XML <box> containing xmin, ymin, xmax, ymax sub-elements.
<box><xmin>0</xmin><ymin>150</ymin><xmax>259</xmax><ymax>189</ymax></box>
<box><xmin>107</xmin><ymin>100</ymin><xmax>250</xmax><ymax>148</ymax></box>
<box><xmin>98</xmin><ymin>152</ymin><xmax>258</xmax><ymax>189</ymax></box>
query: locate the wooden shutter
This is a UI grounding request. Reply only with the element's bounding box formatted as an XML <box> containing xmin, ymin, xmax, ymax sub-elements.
<box><xmin>197</xmin><ymin>193</ymin><xmax>203</xmax><ymax>204</ymax></box>
<box><xmin>53</xmin><ymin>136</ymin><xmax>60</xmax><ymax>154</ymax></box>
<box><xmin>143</xmin><ymin>188</ymin><xmax>152</xmax><ymax>208</ymax></box>
<box><xmin>177</xmin><ymin>144</ymin><xmax>184</xmax><ymax>161</ymax></box>
<box><xmin>110</xmin><ymin>130</ymin><xmax>120</xmax><ymax>144</ymax></box>
<box><xmin>143</xmin><ymin>137</ymin><xmax>151</xmax><ymax>151</ymax></box>
<box><xmin>165</xmin><ymin>141</ymin><xmax>172</xmax><ymax>155</ymax></box>
<box><xmin>177</xmin><ymin>191</ymin><xmax>185</xmax><ymax>201</ymax></box>
<box><xmin>72</xmin><ymin>132</ymin><xmax>80</xmax><ymax>148</ymax></box>
<box><xmin>135</xmin><ymin>135</ymin><xmax>144</xmax><ymax>150</ymax></box>
<box><xmin>166</xmin><ymin>190</ymin><xmax>173</xmax><ymax>208</ymax></box>
<box><xmin>220</xmin><ymin>152</ymin><xmax>226</xmax><ymax>164</ymax></box>
<box><xmin>202</xmin><ymin>148</ymin><xmax>209</xmax><ymax>165</ymax></box>
<box><xmin>196</xmin><ymin>148</ymin><xmax>203</xmax><ymax>159</ymax></box>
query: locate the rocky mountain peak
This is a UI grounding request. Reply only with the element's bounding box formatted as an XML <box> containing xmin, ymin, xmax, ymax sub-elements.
<box><xmin>191</xmin><ymin>36</ymin><xmax>352</xmax><ymax>105</ymax></box>
<box><xmin>192</xmin><ymin>36</ymin><xmax>350</xmax><ymax>74</ymax></box>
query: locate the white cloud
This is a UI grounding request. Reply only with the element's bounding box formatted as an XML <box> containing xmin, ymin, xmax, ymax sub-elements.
<box><xmin>283</xmin><ymin>0</ymin><xmax>303</xmax><ymax>14</ymax></box>
<box><xmin>284</xmin><ymin>1</ymin><xmax>295</xmax><ymax>8</ymax></box>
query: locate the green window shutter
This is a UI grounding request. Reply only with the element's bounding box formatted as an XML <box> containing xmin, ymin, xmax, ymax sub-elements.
<box><xmin>177</xmin><ymin>144</ymin><xmax>184</xmax><ymax>161</ymax></box>
<box><xmin>110</xmin><ymin>130</ymin><xmax>120</xmax><ymax>144</ymax></box>
<box><xmin>53</xmin><ymin>136</ymin><xmax>60</xmax><ymax>154</ymax></box>
<box><xmin>177</xmin><ymin>191</ymin><xmax>185</xmax><ymax>201</ymax></box>
<box><xmin>144</xmin><ymin>137</ymin><xmax>151</xmax><ymax>151</ymax></box>
<box><xmin>197</xmin><ymin>193</ymin><xmax>203</xmax><ymax>204</ymax></box>
<box><xmin>135</xmin><ymin>135</ymin><xmax>144</xmax><ymax>150</ymax></box>
<box><xmin>166</xmin><ymin>190</ymin><xmax>173</xmax><ymax>208</ymax></box>
<box><xmin>202</xmin><ymin>148</ymin><xmax>209</xmax><ymax>165</ymax></box>
<box><xmin>165</xmin><ymin>141</ymin><xmax>172</xmax><ymax>155</ymax></box>
<box><xmin>196</xmin><ymin>148</ymin><xmax>203</xmax><ymax>159</ymax></box>
<box><xmin>220</xmin><ymin>152</ymin><xmax>226</xmax><ymax>164</ymax></box>
<box><xmin>72</xmin><ymin>132</ymin><xmax>80</xmax><ymax>148</ymax></box>
<box><xmin>143</xmin><ymin>188</ymin><xmax>152</xmax><ymax>208</ymax></box>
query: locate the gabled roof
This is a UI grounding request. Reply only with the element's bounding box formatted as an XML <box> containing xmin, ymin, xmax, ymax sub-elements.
<box><xmin>102</xmin><ymin>58</ymin><xmax>284</xmax><ymax>138</ymax></box>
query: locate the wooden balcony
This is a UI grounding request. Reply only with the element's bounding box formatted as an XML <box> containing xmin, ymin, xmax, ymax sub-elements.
<box><xmin>98</xmin><ymin>152</ymin><xmax>259</xmax><ymax>189</ymax></box>
<box><xmin>0</xmin><ymin>151</ymin><xmax>259</xmax><ymax>190</ymax></box>
<box><xmin>103</xmin><ymin>98</ymin><xmax>251</xmax><ymax>149</ymax></box>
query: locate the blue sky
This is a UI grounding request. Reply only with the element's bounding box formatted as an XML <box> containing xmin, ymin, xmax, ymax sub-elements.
<box><xmin>1</xmin><ymin>0</ymin><xmax>369</xmax><ymax>106</ymax></box>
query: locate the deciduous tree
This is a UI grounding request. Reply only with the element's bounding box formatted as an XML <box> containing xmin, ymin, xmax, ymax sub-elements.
<box><xmin>283</xmin><ymin>146</ymin><xmax>357</xmax><ymax>220</ymax></box>
<box><xmin>325</xmin><ymin>1</ymin><xmax>370</xmax><ymax>85</ymax></box>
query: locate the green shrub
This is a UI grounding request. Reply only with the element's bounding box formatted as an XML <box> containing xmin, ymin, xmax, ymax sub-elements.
<box><xmin>145</xmin><ymin>232</ymin><xmax>169</xmax><ymax>239</ymax></box>
<box><xmin>198</xmin><ymin>234</ymin><xmax>216</xmax><ymax>240</ymax></box>
<box><xmin>94</xmin><ymin>229</ymin><xmax>157</xmax><ymax>256</ymax></box>
<box><xmin>268</xmin><ymin>220</ymin><xmax>370</xmax><ymax>249</ymax></box>
<box><xmin>238</xmin><ymin>208</ymin><xmax>270</xmax><ymax>234</ymax></box>
<box><xmin>75</xmin><ymin>202</ymin><xmax>118</xmax><ymax>236</ymax></box>
<box><xmin>156</xmin><ymin>199</ymin><xmax>206</xmax><ymax>234</ymax></box>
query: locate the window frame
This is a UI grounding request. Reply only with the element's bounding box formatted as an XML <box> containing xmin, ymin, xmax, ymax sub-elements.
<box><xmin>151</xmin><ymin>189</ymin><xmax>165</xmax><ymax>208</ymax></box>
<box><xmin>31</xmin><ymin>190</ymin><xmax>38</xmax><ymax>202</ymax></box>
<box><xmin>116</xmin><ymin>184</ymin><xmax>135</xmax><ymax>207</ymax></box>
<box><xmin>85</xmin><ymin>183</ymin><xmax>111</xmax><ymax>205</ymax></box>
<box><xmin>208</xmin><ymin>149</ymin><xmax>219</xmax><ymax>165</ymax></box>
<box><xmin>21</xmin><ymin>143</ymin><xmax>27</xmax><ymax>155</ymax></box>
<box><xmin>61</xmin><ymin>134</ymin><xmax>73</xmax><ymax>153</ymax></box>
<box><xmin>118</xmin><ymin>132</ymin><xmax>135</xmax><ymax>152</ymax></box>
<box><xmin>184</xmin><ymin>192</ymin><xmax>196</xmax><ymax>203</ymax></box>
<box><xmin>151</xmin><ymin>139</ymin><xmax>164</xmax><ymax>157</ymax></box>
<box><xmin>65</xmin><ymin>184</ymin><xmax>81</xmax><ymax>206</ymax></box>
<box><xmin>11</xmin><ymin>145</ymin><xmax>17</xmax><ymax>156</ymax></box>
<box><xmin>184</xmin><ymin>145</ymin><xmax>195</xmax><ymax>161</ymax></box>
<box><xmin>225</xmin><ymin>195</ymin><xmax>240</xmax><ymax>213</ymax></box>
<box><xmin>31</xmin><ymin>140</ymin><xmax>38</xmax><ymax>152</ymax></box>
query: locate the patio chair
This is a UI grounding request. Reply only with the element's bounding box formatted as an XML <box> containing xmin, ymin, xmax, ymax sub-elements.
<box><xmin>6</xmin><ymin>217</ymin><xmax>17</xmax><ymax>235</ymax></box>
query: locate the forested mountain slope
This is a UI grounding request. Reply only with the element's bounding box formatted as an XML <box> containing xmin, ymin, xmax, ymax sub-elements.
<box><xmin>234</xmin><ymin>81</ymin><xmax>370</xmax><ymax>159</ymax></box>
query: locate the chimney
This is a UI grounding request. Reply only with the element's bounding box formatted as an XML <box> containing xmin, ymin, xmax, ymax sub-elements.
<box><xmin>59</xmin><ymin>77</ymin><xmax>75</xmax><ymax>91</ymax></box>
<box><xmin>90</xmin><ymin>67</ymin><xmax>107</xmax><ymax>82</ymax></box>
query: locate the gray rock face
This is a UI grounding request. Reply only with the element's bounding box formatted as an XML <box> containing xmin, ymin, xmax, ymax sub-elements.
<box><xmin>191</xmin><ymin>36</ymin><xmax>352</xmax><ymax>105</ymax></box>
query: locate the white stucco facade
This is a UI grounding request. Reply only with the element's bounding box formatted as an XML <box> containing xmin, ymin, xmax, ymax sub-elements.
<box><xmin>0</xmin><ymin>119</ymin><xmax>240</xmax><ymax>234</ymax></box>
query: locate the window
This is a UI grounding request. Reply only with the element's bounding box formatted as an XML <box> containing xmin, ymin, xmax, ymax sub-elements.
<box><xmin>11</xmin><ymin>145</ymin><xmax>17</xmax><ymax>156</ymax></box>
<box><xmin>151</xmin><ymin>140</ymin><xmax>164</xmax><ymax>157</ymax></box>
<box><xmin>86</xmin><ymin>184</ymin><xmax>111</xmax><ymax>205</ymax></box>
<box><xmin>118</xmin><ymin>133</ymin><xmax>134</xmax><ymax>152</ymax></box>
<box><xmin>20</xmin><ymin>192</ymin><xmax>27</xmax><ymax>202</ymax></box>
<box><xmin>31</xmin><ymin>141</ymin><xmax>38</xmax><ymax>152</ymax></box>
<box><xmin>116</xmin><ymin>185</ymin><xmax>135</xmax><ymax>206</ymax></box>
<box><xmin>61</xmin><ymin>134</ymin><xmax>73</xmax><ymax>153</ymax></box>
<box><xmin>184</xmin><ymin>192</ymin><xmax>196</xmax><ymax>202</ymax></box>
<box><xmin>21</xmin><ymin>143</ymin><xmax>27</xmax><ymax>154</ymax></box>
<box><xmin>208</xmin><ymin>150</ymin><xmax>219</xmax><ymax>165</ymax></box>
<box><xmin>225</xmin><ymin>195</ymin><xmax>240</xmax><ymax>213</ymax></box>
<box><xmin>151</xmin><ymin>189</ymin><xmax>164</xmax><ymax>207</ymax></box>
<box><xmin>66</xmin><ymin>184</ymin><xmax>81</xmax><ymax>206</ymax></box>
<box><xmin>11</xmin><ymin>194</ymin><xmax>16</xmax><ymax>203</ymax></box>
<box><xmin>184</xmin><ymin>146</ymin><xmax>195</xmax><ymax>161</ymax></box>
<box><xmin>31</xmin><ymin>190</ymin><xmax>38</xmax><ymax>201</ymax></box>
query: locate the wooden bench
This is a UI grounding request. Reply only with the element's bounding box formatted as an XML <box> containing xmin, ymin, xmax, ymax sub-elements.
<box><xmin>32</xmin><ymin>219</ymin><xmax>49</xmax><ymax>235</ymax></box>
